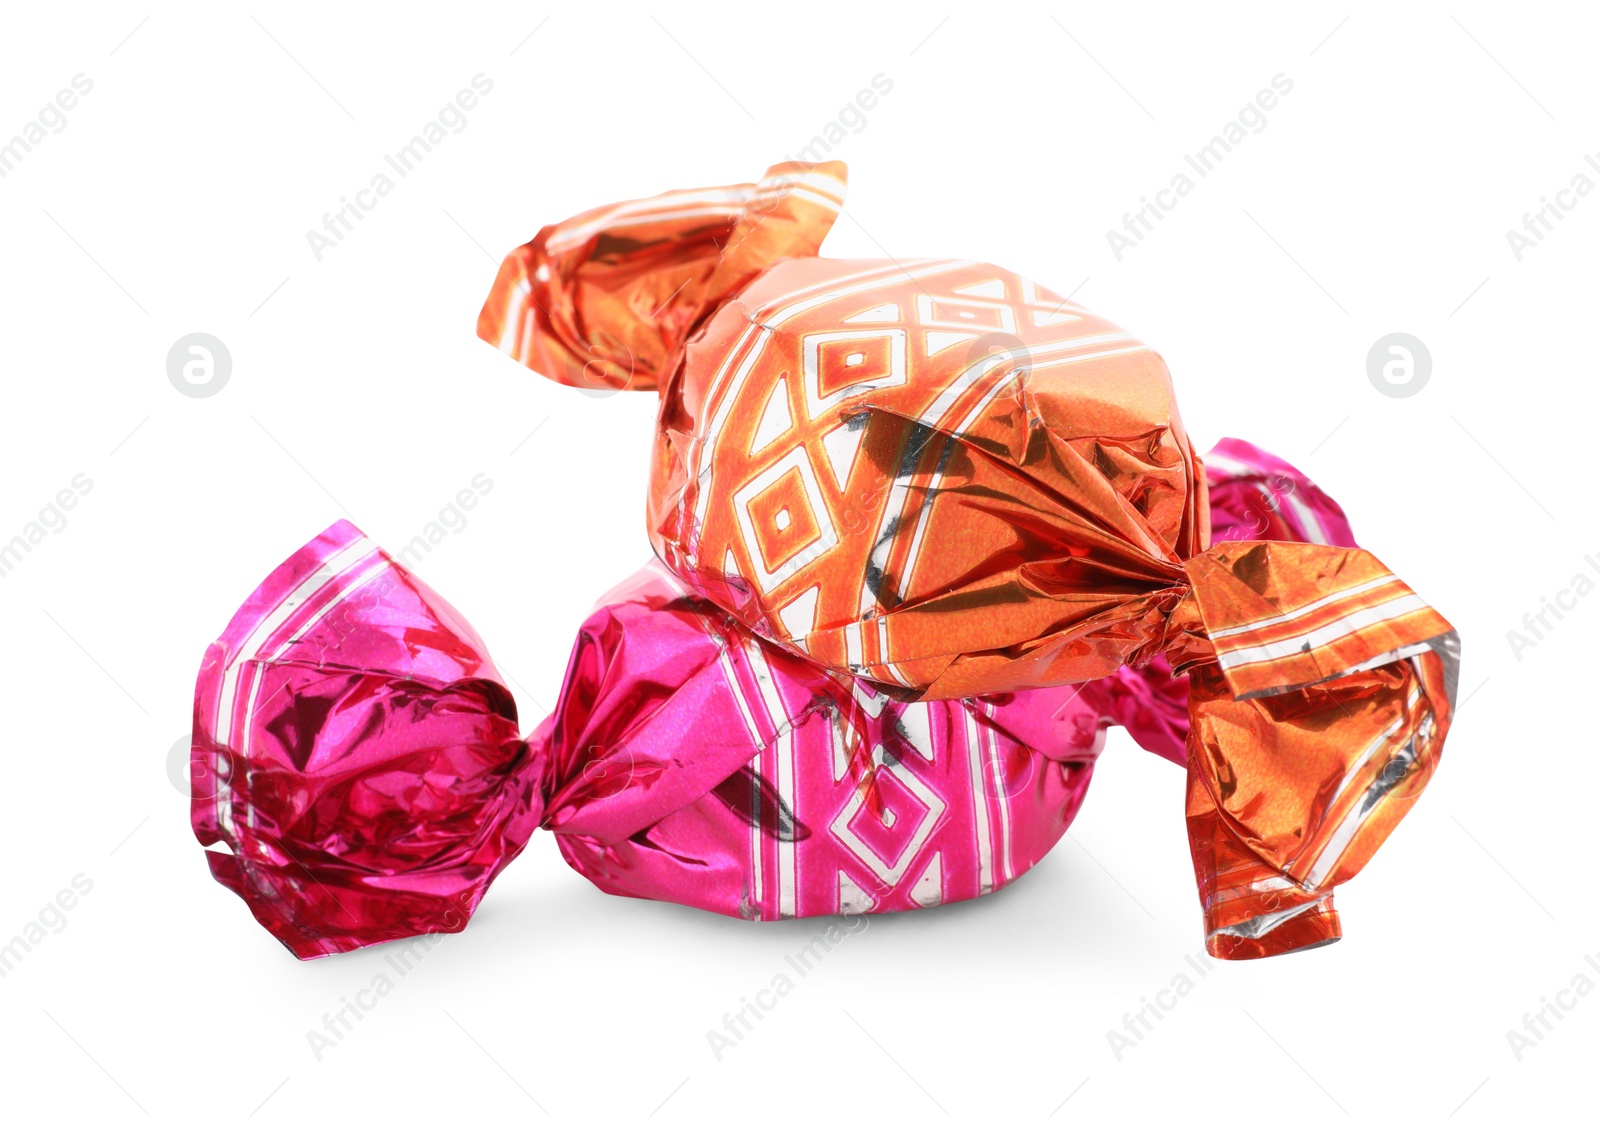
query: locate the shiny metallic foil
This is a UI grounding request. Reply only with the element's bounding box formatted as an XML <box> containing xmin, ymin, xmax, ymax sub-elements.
<box><xmin>194</xmin><ymin>521</ymin><xmax>1106</xmax><ymax>958</ymax></box>
<box><xmin>189</xmin><ymin>164</ymin><xmax>1458</xmax><ymax>961</ymax></box>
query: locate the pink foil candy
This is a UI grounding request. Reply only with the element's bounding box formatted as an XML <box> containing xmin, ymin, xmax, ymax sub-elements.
<box><xmin>192</xmin><ymin>522</ymin><xmax>1108</xmax><ymax>957</ymax></box>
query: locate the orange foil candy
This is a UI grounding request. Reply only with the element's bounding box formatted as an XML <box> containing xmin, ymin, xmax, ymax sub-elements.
<box><xmin>479</xmin><ymin>162</ymin><xmax>1459</xmax><ymax>958</ymax></box>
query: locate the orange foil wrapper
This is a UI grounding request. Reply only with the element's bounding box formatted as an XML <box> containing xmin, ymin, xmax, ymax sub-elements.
<box><xmin>478</xmin><ymin>163</ymin><xmax>1459</xmax><ymax>958</ymax></box>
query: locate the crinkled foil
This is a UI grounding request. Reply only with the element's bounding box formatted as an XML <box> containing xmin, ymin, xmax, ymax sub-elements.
<box><xmin>187</xmin><ymin>162</ymin><xmax>1458</xmax><ymax>961</ymax></box>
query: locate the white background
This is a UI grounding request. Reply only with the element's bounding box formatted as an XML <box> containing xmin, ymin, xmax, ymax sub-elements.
<box><xmin>1</xmin><ymin>1</ymin><xmax>1594</xmax><ymax>1127</ymax></box>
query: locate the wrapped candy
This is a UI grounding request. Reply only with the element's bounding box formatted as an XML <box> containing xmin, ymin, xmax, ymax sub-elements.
<box><xmin>187</xmin><ymin>163</ymin><xmax>1456</xmax><ymax>961</ymax></box>
<box><xmin>189</xmin><ymin>435</ymin><xmax>1348</xmax><ymax>960</ymax></box>
<box><xmin>475</xmin><ymin>162</ymin><xmax>1457</xmax><ymax>958</ymax></box>
<box><xmin>192</xmin><ymin>521</ymin><xmax>1098</xmax><ymax>957</ymax></box>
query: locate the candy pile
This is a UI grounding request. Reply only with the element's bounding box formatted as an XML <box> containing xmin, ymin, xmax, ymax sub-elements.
<box><xmin>192</xmin><ymin>164</ymin><xmax>1456</xmax><ymax>960</ymax></box>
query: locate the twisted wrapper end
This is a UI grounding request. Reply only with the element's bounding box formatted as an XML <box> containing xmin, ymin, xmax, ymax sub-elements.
<box><xmin>476</xmin><ymin>161</ymin><xmax>846</xmax><ymax>392</ymax></box>
<box><xmin>190</xmin><ymin>521</ymin><xmax>545</xmax><ymax>959</ymax></box>
<box><xmin>1106</xmin><ymin>436</ymin><xmax>1362</xmax><ymax>766</ymax></box>
<box><xmin>1173</xmin><ymin>541</ymin><xmax>1458</xmax><ymax>959</ymax></box>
